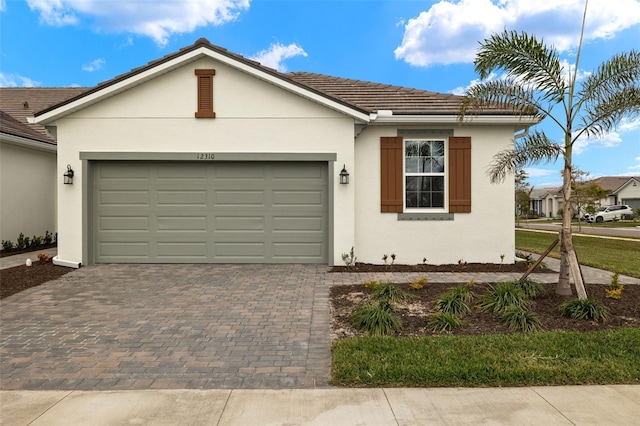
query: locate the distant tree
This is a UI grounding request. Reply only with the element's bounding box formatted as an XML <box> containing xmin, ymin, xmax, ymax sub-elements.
<box><xmin>514</xmin><ymin>169</ymin><xmax>532</xmax><ymax>224</ymax></box>
<box><xmin>459</xmin><ymin>0</ymin><xmax>640</xmax><ymax>299</ymax></box>
<box><xmin>570</xmin><ymin>168</ymin><xmax>607</xmax><ymax>231</ymax></box>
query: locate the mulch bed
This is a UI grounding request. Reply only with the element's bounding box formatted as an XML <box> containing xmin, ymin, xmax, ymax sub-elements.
<box><xmin>331</xmin><ymin>282</ymin><xmax>640</xmax><ymax>339</ymax></box>
<box><xmin>330</xmin><ymin>262</ymin><xmax>556</xmax><ymax>273</ymax></box>
<box><xmin>1</xmin><ymin>262</ymin><xmax>73</xmax><ymax>299</ymax></box>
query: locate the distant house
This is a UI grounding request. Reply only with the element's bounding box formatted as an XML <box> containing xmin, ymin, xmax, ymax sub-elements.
<box><xmin>0</xmin><ymin>88</ymin><xmax>86</xmax><ymax>243</ymax></box>
<box><xmin>529</xmin><ymin>176</ymin><xmax>640</xmax><ymax>218</ymax></box>
<box><xmin>29</xmin><ymin>39</ymin><xmax>538</xmax><ymax>267</ymax></box>
<box><xmin>529</xmin><ymin>187</ymin><xmax>563</xmax><ymax>218</ymax></box>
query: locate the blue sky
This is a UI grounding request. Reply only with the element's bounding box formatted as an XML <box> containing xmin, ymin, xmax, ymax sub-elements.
<box><xmin>1</xmin><ymin>0</ymin><xmax>639</xmax><ymax>188</ymax></box>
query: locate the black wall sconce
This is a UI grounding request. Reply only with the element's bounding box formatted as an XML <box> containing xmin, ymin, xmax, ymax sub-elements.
<box><xmin>339</xmin><ymin>164</ymin><xmax>350</xmax><ymax>185</ymax></box>
<box><xmin>63</xmin><ymin>165</ymin><xmax>74</xmax><ymax>184</ymax></box>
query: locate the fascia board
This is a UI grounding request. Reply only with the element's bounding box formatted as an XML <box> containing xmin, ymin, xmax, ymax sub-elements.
<box><xmin>1</xmin><ymin>133</ymin><xmax>57</xmax><ymax>152</ymax></box>
<box><xmin>370</xmin><ymin>114</ymin><xmax>540</xmax><ymax>126</ymax></box>
<box><xmin>35</xmin><ymin>46</ymin><xmax>370</xmax><ymax>125</ymax></box>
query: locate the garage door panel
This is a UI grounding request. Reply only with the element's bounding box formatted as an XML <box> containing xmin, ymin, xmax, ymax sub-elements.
<box><xmin>214</xmin><ymin>191</ymin><xmax>266</xmax><ymax>207</ymax></box>
<box><xmin>273</xmin><ymin>216</ymin><xmax>324</xmax><ymax>232</ymax></box>
<box><xmin>99</xmin><ymin>190</ymin><xmax>149</xmax><ymax>206</ymax></box>
<box><xmin>157</xmin><ymin>163</ymin><xmax>207</xmax><ymax>179</ymax></box>
<box><xmin>98</xmin><ymin>163</ymin><xmax>150</xmax><ymax>179</ymax></box>
<box><xmin>157</xmin><ymin>216</ymin><xmax>207</xmax><ymax>231</ymax></box>
<box><xmin>99</xmin><ymin>216</ymin><xmax>149</xmax><ymax>231</ymax></box>
<box><xmin>273</xmin><ymin>242</ymin><xmax>325</xmax><ymax>259</ymax></box>
<box><xmin>93</xmin><ymin>161</ymin><xmax>327</xmax><ymax>263</ymax></box>
<box><xmin>157</xmin><ymin>242</ymin><xmax>207</xmax><ymax>258</ymax></box>
<box><xmin>98</xmin><ymin>242</ymin><xmax>150</xmax><ymax>258</ymax></box>
<box><xmin>215</xmin><ymin>216</ymin><xmax>265</xmax><ymax>231</ymax></box>
<box><xmin>273</xmin><ymin>190</ymin><xmax>324</xmax><ymax>206</ymax></box>
<box><xmin>157</xmin><ymin>190</ymin><xmax>207</xmax><ymax>206</ymax></box>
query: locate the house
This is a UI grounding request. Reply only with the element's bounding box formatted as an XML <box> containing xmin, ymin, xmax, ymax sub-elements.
<box><xmin>529</xmin><ymin>187</ymin><xmax>563</xmax><ymax>218</ymax></box>
<box><xmin>0</xmin><ymin>88</ymin><xmax>86</xmax><ymax>243</ymax></box>
<box><xmin>589</xmin><ymin>176</ymin><xmax>640</xmax><ymax>210</ymax></box>
<box><xmin>30</xmin><ymin>38</ymin><xmax>537</xmax><ymax>267</ymax></box>
<box><xmin>529</xmin><ymin>176</ymin><xmax>640</xmax><ymax>219</ymax></box>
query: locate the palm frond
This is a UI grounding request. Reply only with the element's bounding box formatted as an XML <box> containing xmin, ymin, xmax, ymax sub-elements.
<box><xmin>459</xmin><ymin>78</ymin><xmax>544</xmax><ymax>120</ymax></box>
<box><xmin>487</xmin><ymin>131</ymin><xmax>563</xmax><ymax>183</ymax></box>
<box><xmin>576</xmin><ymin>50</ymin><xmax>640</xmax><ymax>138</ymax></box>
<box><xmin>578</xmin><ymin>88</ymin><xmax>640</xmax><ymax>139</ymax></box>
<box><xmin>474</xmin><ymin>30</ymin><xmax>566</xmax><ymax>103</ymax></box>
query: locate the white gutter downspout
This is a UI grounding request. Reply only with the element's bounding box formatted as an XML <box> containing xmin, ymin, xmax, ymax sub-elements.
<box><xmin>514</xmin><ymin>126</ymin><xmax>530</xmax><ymax>140</ymax></box>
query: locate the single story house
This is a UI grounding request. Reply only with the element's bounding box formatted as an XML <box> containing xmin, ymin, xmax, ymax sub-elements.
<box><xmin>31</xmin><ymin>38</ymin><xmax>536</xmax><ymax>267</ymax></box>
<box><xmin>528</xmin><ymin>187</ymin><xmax>563</xmax><ymax>218</ymax></box>
<box><xmin>589</xmin><ymin>176</ymin><xmax>640</xmax><ymax>210</ymax></box>
<box><xmin>0</xmin><ymin>88</ymin><xmax>86</xmax><ymax>243</ymax></box>
<box><xmin>529</xmin><ymin>176</ymin><xmax>640</xmax><ymax>218</ymax></box>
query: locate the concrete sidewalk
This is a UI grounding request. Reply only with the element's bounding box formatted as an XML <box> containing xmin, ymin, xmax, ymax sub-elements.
<box><xmin>3</xmin><ymin>385</ymin><xmax>639</xmax><ymax>425</ymax></box>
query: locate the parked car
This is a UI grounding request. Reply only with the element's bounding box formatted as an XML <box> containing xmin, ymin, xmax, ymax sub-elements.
<box><xmin>585</xmin><ymin>205</ymin><xmax>633</xmax><ymax>223</ymax></box>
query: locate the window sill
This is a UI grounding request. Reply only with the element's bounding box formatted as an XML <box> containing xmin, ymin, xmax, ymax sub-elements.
<box><xmin>397</xmin><ymin>212</ymin><xmax>454</xmax><ymax>221</ymax></box>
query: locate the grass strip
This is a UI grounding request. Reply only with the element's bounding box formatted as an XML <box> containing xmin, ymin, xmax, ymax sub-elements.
<box><xmin>515</xmin><ymin>229</ymin><xmax>640</xmax><ymax>278</ymax></box>
<box><xmin>331</xmin><ymin>328</ymin><xmax>640</xmax><ymax>387</ymax></box>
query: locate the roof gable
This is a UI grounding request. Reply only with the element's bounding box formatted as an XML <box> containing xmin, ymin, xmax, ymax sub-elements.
<box><xmin>34</xmin><ymin>38</ymin><xmax>370</xmax><ymax>124</ymax></box>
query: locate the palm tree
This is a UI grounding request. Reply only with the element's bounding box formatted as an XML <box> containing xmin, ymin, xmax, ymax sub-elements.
<box><xmin>460</xmin><ymin>0</ymin><xmax>640</xmax><ymax>298</ymax></box>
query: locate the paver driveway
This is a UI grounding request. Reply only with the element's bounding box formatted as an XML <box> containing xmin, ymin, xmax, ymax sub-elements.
<box><xmin>1</xmin><ymin>264</ymin><xmax>339</xmax><ymax>390</ymax></box>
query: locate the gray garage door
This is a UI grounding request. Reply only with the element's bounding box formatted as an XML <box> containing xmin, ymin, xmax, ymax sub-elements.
<box><xmin>92</xmin><ymin>161</ymin><xmax>328</xmax><ymax>263</ymax></box>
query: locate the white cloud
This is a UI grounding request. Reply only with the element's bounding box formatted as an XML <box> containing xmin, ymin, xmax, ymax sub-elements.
<box><xmin>1</xmin><ymin>0</ymin><xmax>6</xmax><ymax>12</ymax></box>
<box><xmin>524</xmin><ymin>167</ymin><xmax>557</xmax><ymax>178</ymax></box>
<box><xmin>82</xmin><ymin>58</ymin><xmax>105</xmax><ymax>72</ymax></box>
<box><xmin>0</xmin><ymin>73</ymin><xmax>41</xmax><ymax>87</ymax></box>
<box><xmin>629</xmin><ymin>157</ymin><xmax>640</xmax><ymax>170</ymax></box>
<box><xmin>249</xmin><ymin>43</ymin><xmax>307</xmax><ymax>72</ymax></box>
<box><xmin>26</xmin><ymin>0</ymin><xmax>250</xmax><ymax>46</ymax></box>
<box><xmin>396</xmin><ymin>0</ymin><xmax>640</xmax><ymax>67</ymax></box>
<box><xmin>27</xmin><ymin>0</ymin><xmax>77</xmax><ymax>25</ymax></box>
<box><xmin>573</xmin><ymin>117</ymin><xmax>640</xmax><ymax>154</ymax></box>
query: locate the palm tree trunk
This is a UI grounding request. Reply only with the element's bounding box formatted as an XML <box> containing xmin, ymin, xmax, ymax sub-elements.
<box><xmin>556</xmin><ymin>155</ymin><xmax>588</xmax><ymax>299</ymax></box>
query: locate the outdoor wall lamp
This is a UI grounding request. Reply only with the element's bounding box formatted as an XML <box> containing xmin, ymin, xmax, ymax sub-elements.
<box><xmin>63</xmin><ymin>165</ymin><xmax>74</xmax><ymax>185</ymax></box>
<box><xmin>339</xmin><ymin>164</ymin><xmax>350</xmax><ymax>185</ymax></box>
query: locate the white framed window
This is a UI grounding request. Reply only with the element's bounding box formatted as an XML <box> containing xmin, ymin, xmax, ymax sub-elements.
<box><xmin>404</xmin><ymin>139</ymin><xmax>446</xmax><ymax>210</ymax></box>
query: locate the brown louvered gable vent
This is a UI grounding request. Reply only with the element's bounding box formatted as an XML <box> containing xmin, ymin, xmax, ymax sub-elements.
<box><xmin>380</xmin><ymin>136</ymin><xmax>403</xmax><ymax>212</ymax></box>
<box><xmin>448</xmin><ymin>136</ymin><xmax>471</xmax><ymax>213</ymax></box>
<box><xmin>195</xmin><ymin>69</ymin><xmax>216</xmax><ymax>118</ymax></box>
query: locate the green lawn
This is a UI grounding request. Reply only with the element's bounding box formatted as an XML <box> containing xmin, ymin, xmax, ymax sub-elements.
<box><xmin>516</xmin><ymin>229</ymin><xmax>640</xmax><ymax>278</ymax></box>
<box><xmin>331</xmin><ymin>328</ymin><xmax>640</xmax><ymax>387</ymax></box>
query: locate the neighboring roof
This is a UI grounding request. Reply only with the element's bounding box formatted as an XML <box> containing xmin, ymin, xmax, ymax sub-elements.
<box><xmin>0</xmin><ymin>88</ymin><xmax>88</xmax><ymax>144</ymax></box>
<box><xmin>34</xmin><ymin>38</ymin><xmax>526</xmax><ymax>122</ymax></box>
<box><xmin>530</xmin><ymin>187</ymin><xmax>562</xmax><ymax>200</ymax></box>
<box><xmin>589</xmin><ymin>176</ymin><xmax>640</xmax><ymax>193</ymax></box>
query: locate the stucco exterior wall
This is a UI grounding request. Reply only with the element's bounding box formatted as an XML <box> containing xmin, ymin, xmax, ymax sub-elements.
<box><xmin>353</xmin><ymin>125</ymin><xmax>516</xmax><ymax>265</ymax></box>
<box><xmin>0</xmin><ymin>141</ymin><xmax>57</xmax><ymax>242</ymax></box>
<box><xmin>52</xmin><ymin>57</ymin><xmax>356</xmax><ymax>265</ymax></box>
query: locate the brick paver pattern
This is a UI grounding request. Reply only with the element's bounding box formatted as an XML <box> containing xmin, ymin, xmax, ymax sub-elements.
<box><xmin>2</xmin><ymin>262</ymin><xmax>635</xmax><ymax>390</ymax></box>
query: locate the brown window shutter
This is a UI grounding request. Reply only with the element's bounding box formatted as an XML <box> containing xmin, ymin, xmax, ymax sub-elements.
<box><xmin>380</xmin><ymin>136</ymin><xmax>403</xmax><ymax>212</ymax></box>
<box><xmin>449</xmin><ymin>136</ymin><xmax>471</xmax><ymax>213</ymax></box>
<box><xmin>195</xmin><ymin>69</ymin><xmax>216</xmax><ymax>118</ymax></box>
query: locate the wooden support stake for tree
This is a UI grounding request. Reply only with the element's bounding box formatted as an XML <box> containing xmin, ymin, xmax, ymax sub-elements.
<box><xmin>520</xmin><ymin>237</ymin><xmax>559</xmax><ymax>281</ymax></box>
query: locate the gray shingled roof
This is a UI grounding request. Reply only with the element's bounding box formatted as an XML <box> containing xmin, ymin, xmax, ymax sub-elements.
<box><xmin>34</xmin><ymin>38</ymin><xmax>522</xmax><ymax>119</ymax></box>
<box><xmin>0</xmin><ymin>88</ymin><xmax>88</xmax><ymax>144</ymax></box>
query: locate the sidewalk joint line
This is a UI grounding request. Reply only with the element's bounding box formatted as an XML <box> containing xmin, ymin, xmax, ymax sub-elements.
<box><xmin>216</xmin><ymin>389</ymin><xmax>233</xmax><ymax>426</ymax></box>
<box><xmin>27</xmin><ymin>390</ymin><xmax>75</xmax><ymax>425</ymax></box>
<box><xmin>382</xmin><ymin>388</ymin><xmax>401</xmax><ymax>426</ymax></box>
<box><xmin>530</xmin><ymin>387</ymin><xmax>576</xmax><ymax>426</ymax></box>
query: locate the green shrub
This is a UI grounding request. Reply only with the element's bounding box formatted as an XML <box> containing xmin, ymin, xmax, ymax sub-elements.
<box><xmin>478</xmin><ymin>282</ymin><xmax>527</xmax><ymax>313</ymax></box>
<box><xmin>429</xmin><ymin>312</ymin><xmax>463</xmax><ymax>332</ymax></box>
<box><xmin>515</xmin><ymin>278</ymin><xmax>545</xmax><ymax>299</ymax></box>
<box><xmin>349</xmin><ymin>300</ymin><xmax>402</xmax><ymax>336</ymax></box>
<box><xmin>371</xmin><ymin>282</ymin><xmax>410</xmax><ymax>304</ymax></box>
<box><xmin>560</xmin><ymin>298</ymin><xmax>609</xmax><ymax>322</ymax></box>
<box><xmin>500</xmin><ymin>305</ymin><xmax>542</xmax><ymax>332</ymax></box>
<box><xmin>2</xmin><ymin>240</ymin><xmax>14</xmax><ymax>251</ymax></box>
<box><xmin>434</xmin><ymin>286</ymin><xmax>474</xmax><ymax>316</ymax></box>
